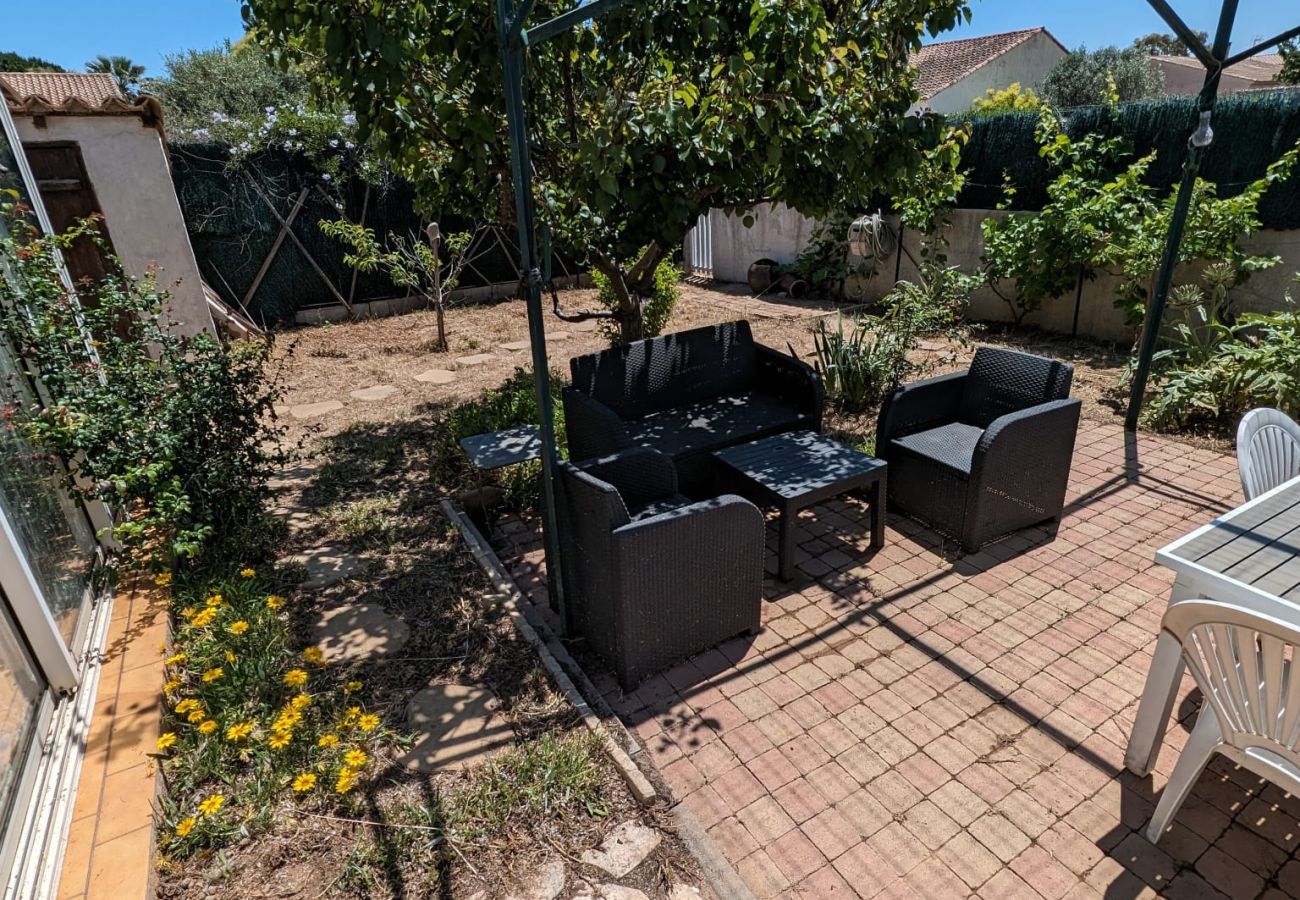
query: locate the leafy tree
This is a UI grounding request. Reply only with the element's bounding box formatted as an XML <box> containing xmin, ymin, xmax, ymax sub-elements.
<box><xmin>1280</xmin><ymin>42</ymin><xmax>1300</xmax><ymax>86</ymax></box>
<box><xmin>243</xmin><ymin>0</ymin><xmax>971</xmax><ymax>342</ymax></box>
<box><xmin>1132</xmin><ymin>31</ymin><xmax>1207</xmax><ymax>57</ymax></box>
<box><xmin>969</xmin><ymin>82</ymin><xmax>1043</xmax><ymax>115</ymax></box>
<box><xmin>144</xmin><ymin>42</ymin><xmax>310</xmax><ymax>134</ymax></box>
<box><xmin>1043</xmin><ymin>46</ymin><xmax>1163</xmax><ymax>108</ymax></box>
<box><xmin>0</xmin><ymin>51</ymin><xmax>66</xmax><ymax>73</ymax></box>
<box><xmin>85</xmin><ymin>54</ymin><xmax>146</xmax><ymax>96</ymax></box>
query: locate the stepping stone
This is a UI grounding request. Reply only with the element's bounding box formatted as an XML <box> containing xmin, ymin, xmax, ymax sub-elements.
<box><xmin>499</xmin><ymin>340</ymin><xmax>531</xmax><ymax>352</ymax></box>
<box><xmin>271</xmin><ymin>507</ymin><xmax>314</xmax><ymax>533</ymax></box>
<box><xmin>508</xmin><ymin>860</ymin><xmax>564</xmax><ymax>900</ymax></box>
<box><xmin>456</xmin><ymin>353</ymin><xmax>497</xmax><ymax>367</ymax></box>
<box><xmin>414</xmin><ymin>368</ymin><xmax>457</xmax><ymax>385</ymax></box>
<box><xmin>596</xmin><ymin>887</ymin><xmax>648</xmax><ymax>900</ymax></box>
<box><xmin>398</xmin><ymin>682</ymin><xmax>514</xmax><ymax>772</ymax></box>
<box><xmin>349</xmin><ymin>384</ymin><xmax>397</xmax><ymax>402</ymax></box>
<box><xmin>917</xmin><ymin>339</ymin><xmax>947</xmax><ymax>351</ymax></box>
<box><xmin>570</xmin><ymin>319</ymin><xmax>600</xmax><ymax>332</ymax></box>
<box><xmin>545</xmin><ymin>331</ymin><xmax>573</xmax><ymax>342</ymax></box>
<box><xmin>288</xmin><ymin>400</ymin><xmax>344</xmax><ymax>420</ymax></box>
<box><xmin>580</xmin><ymin>822</ymin><xmax>661</xmax><ymax>878</ymax></box>
<box><xmin>269</xmin><ymin>464</ymin><xmax>320</xmax><ymax>491</ymax></box>
<box><xmin>284</xmin><ymin>546</ymin><xmax>365</xmax><ymax>589</ymax></box>
<box><xmin>310</xmin><ymin>601</ymin><xmax>410</xmax><ymax>665</ymax></box>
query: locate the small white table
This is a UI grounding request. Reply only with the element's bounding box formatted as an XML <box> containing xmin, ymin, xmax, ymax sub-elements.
<box><xmin>1125</xmin><ymin>474</ymin><xmax>1300</xmax><ymax>776</ymax></box>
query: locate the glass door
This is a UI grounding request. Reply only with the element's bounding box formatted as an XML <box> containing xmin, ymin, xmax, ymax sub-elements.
<box><xmin>0</xmin><ymin>590</ymin><xmax>47</xmax><ymax>825</ymax></box>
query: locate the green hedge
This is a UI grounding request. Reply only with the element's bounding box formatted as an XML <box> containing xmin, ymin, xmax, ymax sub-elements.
<box><xmin>952</xmin><ymin>90</ymin><xmax>1300</xmax><ymax>229</ymax></box>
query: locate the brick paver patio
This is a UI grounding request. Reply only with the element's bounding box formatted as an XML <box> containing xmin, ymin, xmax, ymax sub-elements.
<box><xmin>499</xmin><ymin>422</ymin><xmax>1300</xmax><ymax>899</ymax></box>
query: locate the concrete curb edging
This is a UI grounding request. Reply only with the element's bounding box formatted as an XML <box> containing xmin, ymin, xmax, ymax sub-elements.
<box><xmin>440</xmin><ymin>499</ymin><xmax>655</xmax><ymax>804</ymax></box>
<box><xmin>441</xmin><ymin>500</ymin><xmax>756</xmax><ymax>900</ymax></box>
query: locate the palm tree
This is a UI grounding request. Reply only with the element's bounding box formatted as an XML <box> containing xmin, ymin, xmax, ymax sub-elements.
<box><xmin>85</xmin><ymin>55</ymin><xmax>145</xmax><ymax>96</ymax></box>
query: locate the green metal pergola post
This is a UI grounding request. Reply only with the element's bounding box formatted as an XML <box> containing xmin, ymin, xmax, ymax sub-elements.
<box><xmin>1125</xmin><ymin>0</ymin><xmax>1239</xmax><ymax>431</ymax></box>
<box><xmin>495</xmin><ymin>0</ymin><xmax>634</xmax><ymax>634</ymax></box>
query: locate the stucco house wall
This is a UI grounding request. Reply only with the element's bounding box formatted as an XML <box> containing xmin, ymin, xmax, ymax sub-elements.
<box><xmin>921</xmin><ymin>31</ymin><xmax>1067</xmax><ymax>114</ymax></box>
<box><xmin>11</xmin><ymin>114</ymin><xmax>214</xmax><ymax>337</ymax></box>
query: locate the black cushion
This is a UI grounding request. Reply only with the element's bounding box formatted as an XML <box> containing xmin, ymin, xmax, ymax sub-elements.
<box><xmin>890</xmin><ymin>422</ymin><xmax>984</xmax><ymax>476</ymax></box>
<box><xmin>629</xmin><ymin>494</ymin><xmax>693</xmax><ymax>521</ymax></box>
<box><xmin>625</xmin><ymin>392</ymin><xmax>811</xmax><ymax>459</ymax></box>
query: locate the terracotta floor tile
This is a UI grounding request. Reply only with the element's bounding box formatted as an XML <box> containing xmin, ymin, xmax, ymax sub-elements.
<box><xmin>85</xmin><ymin>824</ymin><xmax>153</xmax><ymax>900</ymax></box>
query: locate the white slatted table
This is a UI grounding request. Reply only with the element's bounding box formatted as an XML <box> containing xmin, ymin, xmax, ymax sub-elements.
<box><xmin>1125</xmin><ymin>474</ymin><xmax>1300</xmax><ymax>775</ymax></box>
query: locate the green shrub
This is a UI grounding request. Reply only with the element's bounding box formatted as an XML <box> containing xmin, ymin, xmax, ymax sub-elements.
<box><xmin>593</xmin><ymin>256</ymin><xmax>680</xmax><ymax>344</ymax></box>
<box><xmin>809</xmin><ymin>314</ymin><xmax>911</xmax><ymax>413</ymax></box>
<box><xmin>0</xmin><ymin>195</ymin><xmax>288</xmax><ymax>570</ymax></box>
<box><xmin>1138</xmin><ymin>274</ymin><xmax>1300</xmax><ymax>430</ymax></box>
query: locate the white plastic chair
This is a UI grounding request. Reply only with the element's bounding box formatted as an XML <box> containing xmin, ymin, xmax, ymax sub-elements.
<box><xmin>1146</xmin><ymin>597</ymin><xmax>1300</xmax><ymax>844</ymax></box>
<box><xmin>1238</xmin><ymin>408</ymin><xmax>1300</xmax><ymax>502</ymax></box>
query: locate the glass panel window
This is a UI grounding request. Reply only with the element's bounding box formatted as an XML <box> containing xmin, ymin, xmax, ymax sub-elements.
<box><xmin>0</xmin><ymin>104</ymin><xmax>97</xmax><ymax>647</ymax></box>
<box><xmin>0</xmin><ymin>590</ymin><xmax>44</xmax><ymax>826</ymax></box>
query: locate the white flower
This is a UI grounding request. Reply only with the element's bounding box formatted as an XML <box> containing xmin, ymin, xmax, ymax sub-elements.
<box><xmin>329</xmin><ymin>139</ymin><xmax>339</xmax><ymax>148</ymax></box>
<box><xmin>283</xmin><ymin>141</ymin><xmax>293</xmax><ymax>150</ymax></box>
<box><xmin>321</xmin><ymin>173</ymin><xmax>331</xmax><ymax>181</ymax></box>
<box><xmin>228</xmin><ymin>147</ymin><xmax>237</xmax><ymax>155</ymax></box>
<box><xmin>345</xmin><ymin>141</ymin><xmax>355</xmax><ymax>150</ymax></box>
<box><xmin>210</xmin><ymin>111</ymin><xmax>228</xmax><ymax>123</ymax></box>
<box><xmin>288</xmin><ymin>128</ymin><xmax>298</xmax><ymax>136</ymax></box>
<box><xmin>342</xmin><ymin>113</ymin><xmax>357</xmax><ymax>127</ymax></box>
<box><xmin>264</xmin><ymin>105</ymin><xmax>276</xmax><ymax>114</ymax></box>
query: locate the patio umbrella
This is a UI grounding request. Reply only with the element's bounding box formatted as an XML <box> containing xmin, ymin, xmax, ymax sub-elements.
<box><xmin>495</xmin><ymin>0</ymin><xmax>636</xmax><ymax>634</ymax></box>
<box><xmin>1125</xmin><ymin>0</ymin><xmax>1300</xmax><ymax>429</ymax></box>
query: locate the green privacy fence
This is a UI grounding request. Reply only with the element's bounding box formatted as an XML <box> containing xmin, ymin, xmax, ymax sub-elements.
<box><xmin>953</xmin><ymin>90</ymin><xmax>1300</xmax><ymax>228</ymax></box>
<box><xmin>169</xmin><ymin>143</ymin><xmax>578</xmax><ymax>325</ymax></box>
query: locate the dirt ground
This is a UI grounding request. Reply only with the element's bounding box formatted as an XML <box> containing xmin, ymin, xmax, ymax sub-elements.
<box><xmin>271</xmin><ymin>280</ymin><xmax>1209</xmax><ymax>454</ymax></box>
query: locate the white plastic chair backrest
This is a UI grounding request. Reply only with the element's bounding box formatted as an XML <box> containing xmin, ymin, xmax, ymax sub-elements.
<box><xmin>1163</xmin><ymin>598</ymin><xmax>1300</xmax><ymax>760</ymax></box>
<box><xmin>1238</xmin><ymin>408</ymin><xmax>1300</xmax><ymax>501</ymax></box>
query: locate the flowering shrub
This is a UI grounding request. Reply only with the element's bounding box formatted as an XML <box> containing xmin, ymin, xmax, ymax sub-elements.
<box><xmin>155</xmin><ymin>569</ymin><xmax>391</xmax><ymax>854</ymax></box>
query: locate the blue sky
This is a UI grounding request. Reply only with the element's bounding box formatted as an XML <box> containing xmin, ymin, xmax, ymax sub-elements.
<box><xmin>2</xmin><ymin>1</ymin><xmax>1297</xmax><ymax>77</ymax></box>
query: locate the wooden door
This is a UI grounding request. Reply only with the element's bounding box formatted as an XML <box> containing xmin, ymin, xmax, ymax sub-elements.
<box><xmin>22</xmin><ymin>142</ymin><xmax>115</xmax><ymax>290</ymax></box>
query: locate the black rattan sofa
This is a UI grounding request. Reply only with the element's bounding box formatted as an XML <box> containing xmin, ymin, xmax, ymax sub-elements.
<box><xmin>877</xmin><ymin>346</ymin><xmax>1081</xmax><ymax>553</ymax></box>
<box><xmin>555</xmin><ymin>447</ymin><xmax>764</xmax><ymax>689</ymax></box>
<box><xmin>563</xmin><ymin>321</ymin><xmax>823</xmax><ymax>488</ymax></box>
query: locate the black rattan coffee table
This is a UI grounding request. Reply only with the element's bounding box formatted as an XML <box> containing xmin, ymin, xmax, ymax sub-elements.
<box><xmin>714</xmin><ymin>430</ymin><xmax>886</xmax><ymax>580</ymax></box>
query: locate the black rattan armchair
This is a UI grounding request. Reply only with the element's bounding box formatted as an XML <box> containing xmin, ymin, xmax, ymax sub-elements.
<box><xmin>877</xmin><ymin>346</ymin><xmax>1081</xmax><ymax>553</ymax></box>
<box><xmin>563</xmin><ymin>321</ymin><xmax>823</xmax><ymax>490</ymax></box>
<box><xmin>555</xmin><ymin>447</ymin><xmax>764</xmax><ymax>689</ymax></box>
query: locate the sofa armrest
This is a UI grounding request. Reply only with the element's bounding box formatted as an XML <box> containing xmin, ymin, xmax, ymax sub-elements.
<box><xmin>876</xmin><ymin>371</ymin><xmax>968</xmax><ymax>448</ymax></box>
<box><xmin>579</xmin><ymin>448</ymin><xmax>679</xmax><ymax>509</ymax></box>
<box><xmin>965</xmin><ymin>398</ymin><xmax>1082</xmax><ymax>546</ymax></box>
<box><xmin>754</xmin><ymin>344</ymin><xmax>825</xmax><ymax>426</ymax></box>
<box><xmin>562</xmin><ymin>387</ymin><xmax>631</xmax><ymax>462</ymax></box>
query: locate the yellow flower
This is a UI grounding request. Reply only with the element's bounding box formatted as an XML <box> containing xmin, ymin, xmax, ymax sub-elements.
<box><xmin>239</xmin><ymin>568</ymin><xmax>256</xmax><ymax>579</ymax></box>
<box><xmin>205</xmin><ymin>594</ymin><xmax>224</xmax><ymax>608</ymax></box>
<box><xmin>335</xmin><ymin>768</ymin><xmax>358</xmax><ymax>795</ymax></box>
<box><xmin>283</xmin><ymin>669</ymin><xmax>308</xmax><ymax>688</ymax></box>
<box><xmin>226</xmin><ymin>722</ymin><xmax>253</xmax><ymax>742</ymax></box>
<box><xmin>163</xmin><ymin>679</ymin><xmax>181</xmax><ymax>694</ymax></box>
<box><xmin>225</xmin><ymin>650</ymin><xmax>237</xmax><ymax>663</ymax></box>
<box><xmin>202</xmin><ymin>667</ymin><xmax>224</xmax><ymax>683</ymax></box>
<box><xmin>302</xmin><ymin>647</ymin><xmax>324</xmax><ymax>666</ymax></box>
<box><xmin>175</xmin><ymin>699</ymin><xmax>199</xmax><ymax>714</ymax></box>
<box><xmin>156</xmin><ymin>732</ymin><xmax>177</xmax><ymax>751</ymax></box>
<box><xmin>342</xmin><ymin>706</ymin><xmax>361</xmax><ymax>725</ymax></box>
<box><xmin>197</xmin><ymin>794</ymin><xmax>224</xmax><ymax>817</ymax></box>
<box><xmin>344</xmin><ymin>680</ymin><xmax>363</xmax><ymax>693</ymax></box>
<box><xmin>268</xmin><ymin>732</ymin><xmax>292</xmax><ymax>750</ymax></box>
<box><xmin>266</xmin><ymin>595</ymin><xmax>285</xmax><ymax>610</ymax></box>
<box><xmin>190</xmin><ymin>609</ymin><xmax>216</xmax><ymax>628</ymax></box>
<box><xmin>175</xmin><ymin>816</ymin><xmax>196</xmax><ymax>837</ymax></box>
<box><xmin>290</xmin><ymin>693</ymin><xmax>311</xmax><ymax>710</ymax></box>
<box><xmin>165</xmin><ymin>653</ymin><xmax>187</xmax><ymax>666</ymax></box>
<box><xmin>154</xmin><ymin>572</ymin><xmax>173</xmax><ymax>587</ymax></box>
<box><xmin>343</xmin><ymin>749</ymin><xmax>368</xmax><ymax>769</ymax></box>
<box><xmin>273</xmin><ymin>709</ymin><xmax>302</xmax><ymax>731</ymax></box>
<box><xmin>187</xmin><ymin>709</ymin><xmax>206</xmax><ymax>723</ymax></box>
<box><xmin>292</xmin><ymin>773</ymin><xmax>317</xmax><ymax>792</ymax></box>
<box><xmin>197</xmin><ymin>720</ymin><xmax>218</xmax><ymax>735</ymax></box>
<box><xmin>227</xmin><ymin>620</ymin><xmax>249</xmax><ymax>636</ymax></box>
<box><xmin>180</xmin><ymin>607</ymin><xmax>197</xmax><ymax>620</ymax></box>
<box><xmin>317</xmin><ymin>734</ymin><xmax>339</xmax><ymax>748</ymax></box>
<box><xmin>357</xmin><ymin>714</ymin><xmax>380</xmax><ymax>733</ymax></box>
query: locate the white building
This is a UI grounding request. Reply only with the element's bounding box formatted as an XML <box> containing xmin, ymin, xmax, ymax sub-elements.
<box><xmin>0</xmin><ymin>71</ymin><xmax>215</xmax><ymax>336</ymax></box>
<box><xmin>1150</xmin><ymin>53</ymin><xmax>1287</xmax><ymax>97</ymax></box>
<box><xmin>910</xmin><ymin>27</ymin><xmax>1068</xmax><ymax>115</ymax></box>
